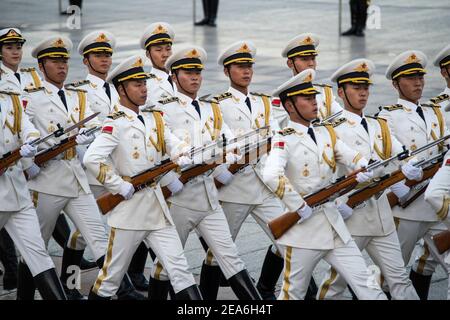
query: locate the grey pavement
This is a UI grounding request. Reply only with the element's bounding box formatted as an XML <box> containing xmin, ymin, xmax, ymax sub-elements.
<box><xmin>0</xmin><ymin>0</ymin><xmax>449</xmax><ymax>300</ymax></box>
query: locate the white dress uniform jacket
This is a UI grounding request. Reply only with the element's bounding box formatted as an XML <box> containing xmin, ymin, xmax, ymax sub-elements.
<box><xmin>24</xmin><ymin>81</ymin><xmax>100</xmax><ymax>197</ymax></box>
<box><xmin>378</xmin><ymin>98</ymin><xmax>450</xmax><ymax>222</ymax></box>
<box><xmin>0</xmin><ymin>63</ymin><xmax>42</xmax><ymax>92</ymax></box>
<box><xmin>263</xmin><ymin>120</ymin><xmax>366</xmax><ymax>250</ymax></box>
<box><xmin>146</xmin><ymin>67</ymin><xmax>176</xmax><ymax>106</ymax></box>
<box><xmin>0</xmin><ymin>90</ymin><xmax>40</xmax><ymax>211</ymax></box>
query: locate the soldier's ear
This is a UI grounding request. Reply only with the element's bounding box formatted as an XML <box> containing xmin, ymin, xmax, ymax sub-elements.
<box><xmin>38</xmin><ymin>61</ymin><xmax>45</xmax><ymax>74</ymax></box>
<box><xmin>392</xmin><ymin>79</ymin><xmax>399</xmax><ymax>91</ymax></box>
<box><xmin>337</xmin><ymin>87</ymin><xmax>345</xmax><ymax>100</ymax></box>
<box><xmin>286</xmin><ymin>58</ymin><xmax>294</xmax><ymax>70</ymax></box>
<box><xmin>223</xmin><ymin>67</ymin><xmax>229</xmax><ymax>77</ymax></box>
<box><xmin>441</xmin><ymin>67</ymin><xmax>449</xmax><ymax>80</ymax></box>
<box><xmin>82</xmin><ymin>57</ymin><xmax>89</xmax><ymax>67</ymax></box>
<box><xmin>145</xmin><ymin>49</ymin><xmax>151</xmax><ymax>59</ymax></box>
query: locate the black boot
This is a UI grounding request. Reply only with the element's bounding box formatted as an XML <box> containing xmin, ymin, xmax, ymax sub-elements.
<box><xmin>228</xmin><ymin>269</ymin><xmax>262</xmax><ymax>300</ymax></box>
<box><xmin>52</xmin><ymin>214</ymin><xmax>71</xmax><ymax>249</ymax></box>
<box><xmin>128</xmin><ymin>242</ymin><xmax>149</xmax><ymax>291</ymax></box>
<box><xmin>88</xmin><ymin>289</ymin><xmax>111</xmax><ymax>300</ymax></box>
<box><xmin>347</xmin><ymin>285</ymin><xmax>358</xmax><ymax>300</ymax></box>
<box><xmin>148</xmin><ymin>277</ymin><xmax>170</xmax><ymax>300</ymax></box>
<box><xmin>256</xmin><ymin>246</ymin><xmax>284</xmax><ymax>300</ymax></box>
<box><xmin>175</xmin><ymin>284</ymin><xmax>203</xmax><ymax>300</ymax></box>
<box><xmin>409</xmin><ymin>270</ymin><xmax>431</xmax><ymax>300</ymax></box>
<box><xmin>16</xmin><ymin>261</ymin><xmax>36</xmax><ymax>300</ymax></box>
<box><xmin>34</xmin><ymin>268</ymin><xmax>67</xmax><ymax>300</ymax></box>
<box><xmin>60</xmin><ymin>246</ymin><xmax>85</xmax><ymax>300</ymax></box>
<box><xmin>80</xmin><ymin>257</ymin><xmax>97</xmax><ymax>270</ymax></box>
<box><xmin>116</xmin><ymin>273</ymin><xmax>146</xmax><ymax>300</ymax></box>
<box><xmin>194</xmin><ymin>0</ymin><xmax>210</xmax><ymax>25</ymax></box>
<box><xmin>305</xmin><ymin>277</ymin><xmax>318</xmax><ymax>300</ymax></box>
<box><xmin>342</xmin><ymin>0</ymin><xmax>357</xmax><ymax>36</ymax></box>
<box><xmin>0</xmin><ymin>229</ymin><xmax>18</xmax><ymax>290</ymax></box>
<box><xmin>199</xmin><ymin>262</ymin><xmax>221</xmax><ymax>300</ymax></box>
<box><xmin>207</xmin><ymin>0</ymin><xmax>219</xmax><ymax>27</ymax></box>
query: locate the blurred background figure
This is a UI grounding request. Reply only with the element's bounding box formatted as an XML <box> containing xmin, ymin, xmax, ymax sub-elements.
<box><xmin>341</xmin><ymin>0</ymin><xmax>369</xmax><ymax>37</ymax></box>
<box><xmin>194</xmin><ymin>0</ymin><xmax>219</xmax><ymax>27</ymax></box>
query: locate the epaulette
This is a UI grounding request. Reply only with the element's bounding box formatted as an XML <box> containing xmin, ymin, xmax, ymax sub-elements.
<box><xmin>158</xmin><ymin>96</ymin><xmax>179</xmax><ymax>105</ymax></box>
<box><xmin>313</xmin><ymin>82</ymin><xmax>332</xmax><ymax>88</ymax></box>
<box><xmin>250</xmin><ymin>92</ymin><xmax>271</xmax><ymax>98</ymax></box>
<box><xmin>315</xmin><ymin>117</ymin><xmax>347</xmax><ymax>128</ymax></box>
<box><xmin>141</xmin><ymin>105</ymin><xmax>156</xmax><ymax>112</ymax></box>
<box><xmin>380</xmin><ymin>104</ymin><xmax>403</xmax><ymax>112</ymax></box>
<box><xmin>0</xmin><ymin>90</ymin><xmax>21</xmax><ymax>96</ymax></box>
<box><xmin>64</xmin><ymin>80</ymin><xmax>90</xmax><ymax>88</ymax></box>
<box><xmin>148</xmin><ymin>73</ymin><xmax>157</xmax><ymax>79</ymax></box>
<box><xmin>421</xmin><ymin>103</ymin><xmax>440</xmax><ymax>108</ymax></box>
<box><xmin>24</xmin><ymin>86</ymin><xmax>45</xmax><ymax>93</ymax></box>
<box><xmin>107</xmin><ymin>111</ymin><xmax>126</xmax><ymax>120</ymax></box>
<box><xmin>429</xmin><ymin>93</ymin><xmax>449</xmax><ymax>105</ymax></box>
<box><xmin>19</xmin><ymin>67</ymin><xmax>37</xmax><ymax>73</ymax></box>
<box><xmin>278</xmin><ymin>128</ymin><xmax>295</xmax><ymax>136</ymax></box>
<box><xmin>65</xmin><ymin>87</ymin><xmax>88</xmax><ymax>93</ymax></box>
<box><xmin>199</xmin><ymin>96</ymin><xmax>218</xmax><ymax>104</ymax></box>
<box><xmin>214</xmin><ymin>92</ymin><xmax>232</xmax><ymax>102</ymax></box>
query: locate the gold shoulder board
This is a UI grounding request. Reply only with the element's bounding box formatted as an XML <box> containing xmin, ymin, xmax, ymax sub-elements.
<box><xmin>107</xmin><ymin>111</ymin><xmax>126</xmax><ymax>120</ymax></box>
<box><xmin>158</xmin><ymin>96</ymin><xmax>179</xmax><ymax>105</ymax></box>
<box><xmin>279</xmin><ymin>128</ymin><xmax>295</xmax><ymax>136</ymax></box>
<box><xmin>24</xmin><ymin>86</ymin><xmax>44</xmax><ymax>93</ymax></box>
<box><xmin>214</xmin><ymin>92</ymin><xmax>232</xmax><ymax>102</ymax></box>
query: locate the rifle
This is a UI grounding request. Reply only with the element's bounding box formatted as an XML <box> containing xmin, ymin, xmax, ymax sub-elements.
<box><xmin>162</xmin><ymin>127</ymin><xmax>270</xmax><ymax>198</ymax></box>
<box><xmin>34</xmin><ymin>126</ymin><xmax>100</xmax><ymax>166</ymax></box>
<box><xmin>346</xmin><ymin>152</ymin><xmax>446</xmax><ymax>209</ymax></box>
<box><xmin>0</xmin><ymin>112</ymin><xmax>99</xmax><ymax>175</ymax></box>
<box><xmin>267</xmin><ymin>136</ymin><xmax>449</xmax><ymax>240</ymax></box>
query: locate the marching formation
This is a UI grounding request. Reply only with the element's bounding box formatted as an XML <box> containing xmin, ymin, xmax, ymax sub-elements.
<box><xmin>0</xmin><ymin>23</ymin><xmax>449</xmax><ymax>300</ymax></box>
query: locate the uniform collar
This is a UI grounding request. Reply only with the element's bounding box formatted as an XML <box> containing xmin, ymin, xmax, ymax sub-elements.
<box><xmin>43</xmin><ymin>80</ymin><xmax>64</xmax><ymax>94</ymax></box>
<box><xmin>397</xmin><ymin>98</ymin><xmax>419</xmax><ymax>111</ymax></box>
<box><xmin>151</xmin><ymin>67</ymin><xmax>169</xmax><ymax>79</ymax></box>
<box><xmin>343</xmin><ymin>109</ymin><xmax>366</xmax><ymax>123</ymax></box>
<box><xmin>228</xmin><ymin>86</ymin><xmax>250</xmax><ymax>101</ymax></box>
<box><xmin>287</xmin><ymin>120</ymin><xmax>311</xmax><ymax>134</ymax></box>
<box><xmin>86</xmin><ymin>73</ymin><xmax>107</xmax><ymax>87</ymax></box>
<box><xmin>0</xmin><ymin>63</ymin><xmax>17</xmax><ymax>75</ymax></box>
<box><xmin>177</xmin><ymin>91</ymin><xmax>197</xmax><ymax>105</ymax></box>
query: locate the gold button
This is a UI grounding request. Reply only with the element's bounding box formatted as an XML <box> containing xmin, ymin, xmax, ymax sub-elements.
<box><xmin>50</xmin><ymin>120</ymin><xmax>54</xmax><ymax>124</ymax></box>
<box><xmin>5</xmin><ymin>139</ymin><xmax>9</xmax><ymax>143</ymax></box>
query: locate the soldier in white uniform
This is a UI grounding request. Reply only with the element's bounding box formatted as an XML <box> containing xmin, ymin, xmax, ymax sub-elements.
<box><xmin>140</xmin><ymin>22</ymin><xmax>177</xmax><ymax>105</ymax></box>
<box><xmin>433</xmin><ymin>44</ymin><xmax>450</xmax><ymax>128</ymax></box>
<box><xmin>425</xmin><ymin>150</ymin><xmax>450</xmax><ymax>231</ymax></box>
<box><xmin>197</xmin><ymin>40</ymin><xmax>285</xmax><ymax>300</ymax></box>
<box><xmin>84</xmin><ymin>54</ymin><xmax>202</xmax><ymax>300</ymax></box>
<box><xmin>0</xmin><ymin>88</ymin><xmax>67</xmax><ymax>300</ymax></box>
<box><xmin>317</xmin><ymin>59</ymin><xmax>419</xmax><ymax>300</ymax></box>
<box><xmin>263</xmin><ymin>69</ymin><xmax>387</xmax><ymax>300</ymax></box>
<box><xmin>23</xmin><ymin>36</ymin><xmax>143</xmax><ymax>300</ymax></box>
<box><xmin>378</xmin><ymin>50</ymin><xmax>450</xmax><ymax>300</ymax></box>
<box><xmin>0</xmin><ymin>28</ymin><xmax>42</xmax><ymax>92</ymax></box>
<box><xmin>273</xmin><ymin>33</ymin><xmax>343</xmax><ymax>128</ymax></box>
<box><xmin>151</xmin><ymin>45</ymin><xmax>262</xmax><ymax>300</ymax></box>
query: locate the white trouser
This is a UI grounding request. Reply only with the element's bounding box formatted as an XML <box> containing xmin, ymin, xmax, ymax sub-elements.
<box><xmin>279</xmin><ymin>240</ymin><xmax>388</xmax><ymax>300</ymax></box>
<box><xmin>318</xmin><ymin>231</ymin><xmax>419</xmax><ymax>300</ymax></box>
<box><xmin>66</xmin><ymin>185</ymin><xmax>108</xmax><ymax>250</ymax></box>
<box><xmin>93</xmin><ymin>226</ymin><xmax>195</xmax><ymax>297</ymax></box>
<box><xmin>396</xmin><ymin>218</ymin><xmax>450</xmax><ymax>299</ymax></box>
<box><xmin>152</xmin><ymin>204</ymin><xmax>246</xmax><ymax>281</ymax></box>
<box><xmin>0</xmin><ymin>203</ymin><xmax>54</xmax><ymax>276</ymax></box>
<box><xmin>32</xmin><ymin>190</ymin><xmax>108</xmax><ymax>260</ymax></box>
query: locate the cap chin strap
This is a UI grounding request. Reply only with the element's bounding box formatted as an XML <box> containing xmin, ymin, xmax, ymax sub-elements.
<box><xmin>289</xmin><ymin>97</ymin><xmax>311</xmax><ymax>124</ymax></box>
<box><xmin>290</xmin><ymin>58</ymin><xmax>299</xmax><ymax>75</ymax></box>
<box><xmin>41</xmin><ymin>59</ymin><xmax>62</xmax><ymax>87</ymax></box>
<box><xmin>174</xmin><ymin>70</ymin><xmax>192</xmax><ymax>97</ymax></box>
<box><xmin>87</xmin><ymin>55</ymin><xmax>107</xmax><ymax>75</ymax></box>
<box><xmin>121</xmin><ymin>83</ymin><xmax>140</xmax><ymax>107</ymax></box>
<box><xmin>342</xmin><ymin>85</ymin><xmax>356</xmax><ymax>110</ymax></box>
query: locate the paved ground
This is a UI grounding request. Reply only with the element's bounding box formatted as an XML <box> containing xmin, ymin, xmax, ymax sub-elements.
<box><xmin>0</xmin><ymin>0</ymin><xmax>449</xmax><ymax>300</ymax></box>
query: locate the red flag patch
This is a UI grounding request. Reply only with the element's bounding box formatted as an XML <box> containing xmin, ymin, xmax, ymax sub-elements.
<box><xmin>446</xmin><ymin>158</ymin><xmax>450</xmax><ymax>166</ymax></box>
<box><xmin>274</xmin><ymin>141</ymin><xmax>285</xmax><ymax>149</ymax></box>
<box><xmin>102</xmin><ymin>125</ymin><xmax>114</xmax><ymax>134</ymax></box>
<box><xmin>272</xmin><ymin>98</ymin><xmax>281</xmax><ymax>107</ymax></box>
<box><xmin>22</xmin><ymin>99</ymin><xmax>28</xmax><ymax>109</ymax></box>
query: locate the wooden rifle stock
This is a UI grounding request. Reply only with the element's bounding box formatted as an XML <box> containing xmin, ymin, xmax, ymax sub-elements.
<box><xmin>97</xmin><ymin>161</ymin><xmax>178</xmax><ymax>214</ymax></box>
<box><xmin>387</xmin><ymin>163</ymin><xmax>441</xmax><ymax>208</ymax></box>
<box><xmin>0</xmin><ymin>148</ymin><xmax>22</xmax><ymax>175</ymax></box>
<box><xmin>34</xmin><ymin>136</ymin><xmax>78</xmax><ymax>166</ymax></box>
<box><xmin>433</xmin><ymin>230</ymin><xmax>450</xmax><ymax>254</ymax></box>
<box><xmin>268</xmin><ymin>169</ymin><xmax>363</xmax><ymax>240</ymax></box>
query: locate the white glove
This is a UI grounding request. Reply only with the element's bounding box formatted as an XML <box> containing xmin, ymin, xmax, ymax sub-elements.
<box><xmin>215</xmin><ymin>170</ymin><xmax>234</xmax><ymax>185</ymax></box>
<box><xmin>390</xmin><ymin>182</ymin><xmax>410</xmax><ymax>202</ymax></box>
<box><xmin>225</xmin><ymin>152</ymin><xmax>242</xmax><ymax>163</ymax></box>
<box><xmin>401</xmin><ymin>158</ymin><xmax>423</xmax><ymax>181</ymax></box>
<box><xmin>176</xmin><ymin>155</ymin><xmax>192</xmax><ymax>168</ymax></box>
<box><xmin>356</xmin><ymin>170</ymin><xmax>374</xmax><ymax>183</ymax></box>
<box><xmin>75</xmin><ymin>128</ymin><xmax>95</xmax><ymax>145</ymax></box>
<box><xmin>337</xmin><ymin>203</ymin><xmax>353</xmax><ymax>220</ymax></box>
<box><xmin>26</xmin><ymin>163</ymin><xmax>40</xmax><ymax>180</ymax></box>
<box><xmin>297</xmin><ymin>204</ymin><xmax>314</xmax><ymax>223</ymax></box>
<box><xmin>19</xmin><ymin>143</ymin><xmax>37</xmax><ymax>158</ymax></box>
<box><xmin>166</xmin><ymin>178</ymin><xmax>183</xmax><ymax>195</ymax></box>
<box><xmin>119</xmin><ymin>181</ymin><xmax>134</xmax><ymax>200</ymax></box>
